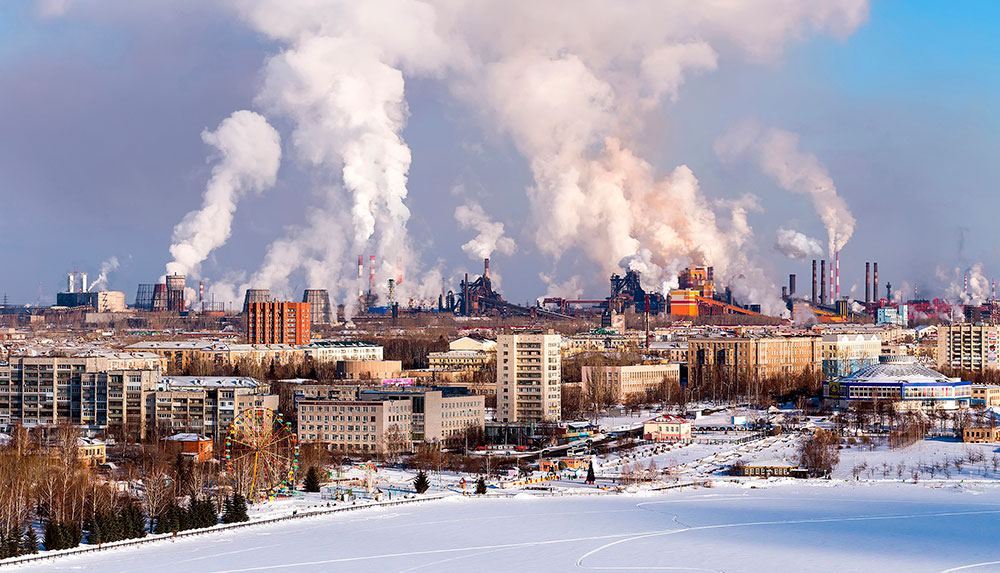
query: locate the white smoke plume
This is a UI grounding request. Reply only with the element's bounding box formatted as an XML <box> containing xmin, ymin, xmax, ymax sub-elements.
<box><xmin>228</xmin><ymin>1</ymin><xmax>454</xmax><ymax>307</ymax></box>
<box><xmin>454</xmin><ymin>201</ymin><xmax>516</xmax><ymax>260</ymax></box>
<box><xmin>87</xmin><ymin>256</ymin><xmax>120</xmax><ymax>292</ymax></box>
<box><xmin>940</xmin><ymin>263</ymin><xmax>991</xmax><ymax>306</ymax></box>
<box><xmin>214</xmin><ymin>1</ymin><xmax>867</xmax><ymax>308</ymax></box>
<box><xmin>166</xmin><ymin>110</ymin><xmax>281</xmax><ymax>279</ymax></box>
<box><xmin>774</xmin><ymin>227</ymin><xmax>824</xmax><ymax>260</ymax></box>
<box><xmin>715</xmin><ymin>119</ymin><xmax>856</xmax><ymax>256</ymax></box>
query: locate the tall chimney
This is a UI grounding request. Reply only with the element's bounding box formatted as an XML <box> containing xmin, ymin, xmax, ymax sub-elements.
<box><xmin>865</xmin><ymin>262</ymin><xmax>871</xmax><ymax>304</ymax></box>
<box><xmin>964</xmin><ymin>273</ymin><xmax>969</xmax><ymax>294</ymax></box>
<box><xmin>463</xmin><ymin>272</ymin><xmax>470</xmax><ymax>316</ymax></box>
<box><xmin>81</xmin><ymin>273</ymin><xmax>88</xmax><ymax>293</ymax></box>
<box><xmin>67</xmin><ymin>273</ymin><xmax>75</xmax><ymax>294</ymax></box>
<box><xmin>484</xmin><ymin>258</ymin><xmax>490</xmax><ymax>280</ymax></box>
<box><xmin>358</xmin><ymin>255</ymin><xmax>364</xmax><ymax>298</ymax></box>
<box><xmin>369</xmin><ymin>255</ymin><xmax>376</xmax><ymax>295</ymax></box>
<box><xmin>873</xmin><ymin>262</ymin><xmax>879</xmax><ymax>303</ymax></box>
<box><xmin>811</xmin><ymin>260</ymin><xmax>817</xmax><ymax>305</ymax></box>
<box><xmin>789</xmin><ymin>274</ymin><xmax>796</xmax><ymax>296</ymax></box>
<box><xmin>782</xmin><ymin>286</ymin><xmax>788</xmax><ymax>299</ymax></box>
<box><xmin>829</xmin><ymin>261</ymin><xmax>834</xmax><ymax>303</ymax></box>
<box><xmin>199</xmin><ymin>281</ymin><xmax>204</xmax><ymax>302</ymax></box>
<box><xmin>835</xmin><ymin>251</ymin><xmax>840</xmax><ymax>300</ymax></box>
<box><xmin>820</xmin><ymin>259</ymin><xmax>826</xmax><ymax>305</ymax></box>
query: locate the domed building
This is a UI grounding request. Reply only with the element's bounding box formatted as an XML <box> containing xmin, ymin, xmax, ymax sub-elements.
<box><xmin>823</xmin><ymin>355</ymin><xmax>971</xmax><ymax>411</ymax></box>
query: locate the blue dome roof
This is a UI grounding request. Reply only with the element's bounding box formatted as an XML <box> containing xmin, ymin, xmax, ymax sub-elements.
<box><xmin>840</xmin><ymin>355</ymin><xmax>950</xmax><ymax>384</ymax></box>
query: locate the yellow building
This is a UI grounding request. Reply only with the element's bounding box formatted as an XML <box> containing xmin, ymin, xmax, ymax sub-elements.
<box><xmin>972</xmin><ymin>385</ymin><xmax>1000</xmax><ymax>407</ymax></box>
<box><xmin>582</xmin><ymin>363</ymin><xmax>681</xmax><ymax>403</ymax></box>
<box><xmin>427</xmin><ymin>350</ymin><xmax>491</xmax><ymax>371</ymax></box>
<box><xmin>688</xmin><ymin>335</ymin><xmax>821</xmax><ymax>381</ymax></box>
<box><xmin>964</xmin><ymin>427</ymin><xmax>1000</xmax><ymax>443</ymax></box>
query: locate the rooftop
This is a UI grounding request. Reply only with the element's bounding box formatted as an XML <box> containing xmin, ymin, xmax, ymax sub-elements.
<box><xmin>840</xmin><ymin>355</ymin><xmax>953</xmax><ymax>385</ymax></box>
<box><xmin>162</xmin><ymin>376</ymin><xmax>261</xmax><ymax>389</ymax></box>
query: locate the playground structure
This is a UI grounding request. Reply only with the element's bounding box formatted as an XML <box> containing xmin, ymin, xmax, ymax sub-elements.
<box><xmin>224</xmin><ymin>407</ymin><xmax>300</xmax><ymax>501</ymax></box>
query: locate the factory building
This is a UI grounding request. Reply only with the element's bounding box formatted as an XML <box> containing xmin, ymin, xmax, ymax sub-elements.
<box><xmin>497</xmin><ymin>331</ymin><xmax>562</xmax><ymax>423</ymax></box>
<box><xmin>302</xmin><ymin>289</ymin><xmax>333</xmax><ymax>324</ymax></box>
<box><xmin>247</xmin><ymin>301</ymin><xmax>311</xmax><ymax>345</ymax></box>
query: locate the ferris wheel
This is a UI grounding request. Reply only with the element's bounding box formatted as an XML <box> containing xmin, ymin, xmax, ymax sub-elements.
<box><xmin>224</xmin><ymin>407</ymin><xmax>299</xmax><ymax>501</ymax></box>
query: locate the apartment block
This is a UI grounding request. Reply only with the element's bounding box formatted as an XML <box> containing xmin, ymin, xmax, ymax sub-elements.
<box><xmin>358</xmin><ymin>388</ymin><xmax>485</xmax><ymax>444</ymax></box>
<box><xmin>497</xmin><ymin>332</ymin><xmax>562</xmax><ymax>423</ymax></box>
<box><xmin>0</xmin><ymin>356</ymin><xmax>158</xmax><ymax>436</ymax></box>
<box><xmin>147</xmin><ymin>376</ymin><xmax>278</xmax><ymax>440</ymax></box>
<box><xmin>247</xmin><ymin>301</ymin><xmax>311</xmax><ymax>345</ymax></box>
<box><xmin>937</xmin><ymin>324</ymin><xmax>1000</xmax><ymax>371</ymax></box>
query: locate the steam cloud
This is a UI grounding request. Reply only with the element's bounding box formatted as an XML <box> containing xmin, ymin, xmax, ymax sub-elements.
<box><xmin>715</xmin><ymin>119</ymin><xmax>856</xmax><ymax>256</ymax></box>
<box><xmin>87</xmin><ymin>256</ymin><xmax>119</xmax><ymax>292</ymax></box>
<box><xmin>211</xmin><ymin>1</ymin><xmax>868</xmax><ymax>307</ymax></box>
<box><xmin>775</xmin><ymin>228</ymin><xmax>824</xmax><ymax>260</ymax></box>
<box><xmin>455</xmin><ymin>201</ymin><xmax>517</xmax><ymax>261</ymax></box>
<box><xmin>166</xmin><ymin>110</ymin><xmax>281</xmax><ymax>279</ymax></box>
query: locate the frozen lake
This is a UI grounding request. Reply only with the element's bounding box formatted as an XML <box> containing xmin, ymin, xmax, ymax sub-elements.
<box><xmin>21</xmin><ymin>482</ymin><xmax>1000</xmax><ymax>572</ymax></box>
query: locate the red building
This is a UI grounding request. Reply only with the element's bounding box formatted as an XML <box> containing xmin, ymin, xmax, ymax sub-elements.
<box><xmin>247</xmin><ymin>301</ymin><xmax>311</xmax><ymax>345</ymax></box>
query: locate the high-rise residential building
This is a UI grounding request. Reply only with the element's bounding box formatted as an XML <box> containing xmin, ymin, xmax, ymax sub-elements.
<box><xmin>496</xmin><ymin>331</ymin><xmax>562</xmax><ymax>423</ymax></box>
<box><xmin>147</xmin><ymin>376</ymin><xmax>278</xmax><ymax>440</ymax></box>
<box><xmin>938</xmin><ymin>324</ymin><xmax>1000</xmax><ymax>371</ymax></box>
<box><xmin>247</xmin><ymin>301</ymin><xmax>311</xmax><ymax>345</ymax></box>
<box><xmin>0</xmin><ymin>356</ymin><xmax>159</xmax><ymax>436</ymax></box>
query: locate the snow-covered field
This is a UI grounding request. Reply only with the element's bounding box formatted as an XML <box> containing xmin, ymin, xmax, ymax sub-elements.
<box><xmin>22</xmin><ymin>481</ymin><xmax>1000</xmax><ymax>572</ymax></box>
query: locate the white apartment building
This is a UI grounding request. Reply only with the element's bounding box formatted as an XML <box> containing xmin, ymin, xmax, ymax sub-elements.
<box><xmin>497</xmin><ymin>332</ymin><xmax>562</xmax><ymax>423</ymax></box>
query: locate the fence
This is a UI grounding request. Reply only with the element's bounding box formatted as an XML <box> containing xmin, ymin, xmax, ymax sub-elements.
<box><xmin>0</xmin><ymin>494</ymin><xmax>447</xmax><ymax>568</ymax></box>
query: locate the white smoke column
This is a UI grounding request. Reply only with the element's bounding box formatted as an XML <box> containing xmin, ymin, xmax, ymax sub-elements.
<box><xmin>448</xmin><ymin>2</ymin><xmax>866</xmax><ymax>291</ymax></box>
<box><xmin>166</xmin><ymin>110</ymin><xmax>281</xmax><ymax>278</ymax></box>
<box><xmin>231</xmin><ymin>1</ymin><xmax>453</xmax><ymax>304</ymax></box>
<box><xmin>715</xmin><ymin>119</ymin><xmax>855</xmax><ymax>256</ymax></box>
<box><xmin>87</xmin><ymin>256</ymin><xmax>120</xmax><ymax>292</ymax></box>
<box><xmin>454</xmin><ymin>201</ymin><xmax>516</xmax><ymax>260</ymax></box>
<box><xmin>942</xmin><ymin>263</ymin><xmax>991</xmax><ymax>305</ymax></box>
<box><xmin>774</xmin><ymin>228</ymin><xmax>824</xmax><ymax>260</ymax></box>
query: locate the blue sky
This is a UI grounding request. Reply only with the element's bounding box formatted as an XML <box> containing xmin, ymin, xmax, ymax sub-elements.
<box><xmin>1</xmin><ymin>1</ymin><xmax>998</xmax><ymax>307</ymax></box>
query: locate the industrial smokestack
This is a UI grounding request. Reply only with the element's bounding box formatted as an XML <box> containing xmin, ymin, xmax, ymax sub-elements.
<box><xmin>463</xmin><ymin>272</ymin><xmax>470</xmax><ymax>316</ymax></box>
<box><xmin>782</xmin><ymin>286</ymin><xmax>788</xmax><ymax>299</ymax></box>
<box><xmin>820</xmin><ymin>259</ymin><xmax>826</xmax><ymax>305</ymax></box>
<box><xmin>865</xmin><ymin>262</ymin><xmax>871</xmax><ymax>304</ymax></box>
<box><xmin>484</xmin><ymin>258</ymin><xmax>490</xmax><ymax>280</ymax></box>
<box><xmin>369</xmin><ymin>255</ymin><xmax>376</xmax><ymax>296</ymax></box>
<box><xmin>811</xmin><ymin>260</ymin><xmax>817</xmax><ymax>306</ymax></box>
<box><xmin>199</xmin><ymin>281</ymin><xmax>204</xmax><ymax>303</ymax></box>
<box><xmin>964</xmin><ymin>273</ymin><xmax>969</xmax><ymax>294</ymax></box>
<box><xmin>835</xmin><ymin>251</ymin><xmax>839</xmax><ymax>300</ymax></box>
<box><xmin>829</xmin><ymin>261</ymin><xmax>834</xmax><ymax>303</ymax></box>
<box><xmin>789</xmin><ymin>274</ymin><xmax>796</xmax><ymax>296</ymax></box>
<box><xmin>67</xmin><ymin>273</ymin><xmax>75</xmax><ymax>294</ymax></box>
<box><xmin>81</xmin><ymin>273</ymin><xmax>88</xmax><ymax>293</ymax></box>
<box><xmin>873</xmin><ymin>262</ymin><xmax>879</xmax><ymax>303</ymax></box>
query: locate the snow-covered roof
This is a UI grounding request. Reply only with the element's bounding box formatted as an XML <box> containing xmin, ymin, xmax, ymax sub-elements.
<box><xmin>162</xmin><ymin>433</ymin><xmax>209</xmax><ymax>442</ymax></box>
<box><xmin>162</xmin><ymin>376</ymin><xmax>261</xmax><ymax>389</ymax></box>
<box><xmin>840</xmin><ymin>355</ymin><xmax>951</xmax><ymax>384</ymax></box>
<box><xmin>644</xmin><ymin>415</ymin><xmax>689</xmax><ymax>425</ymax></box>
